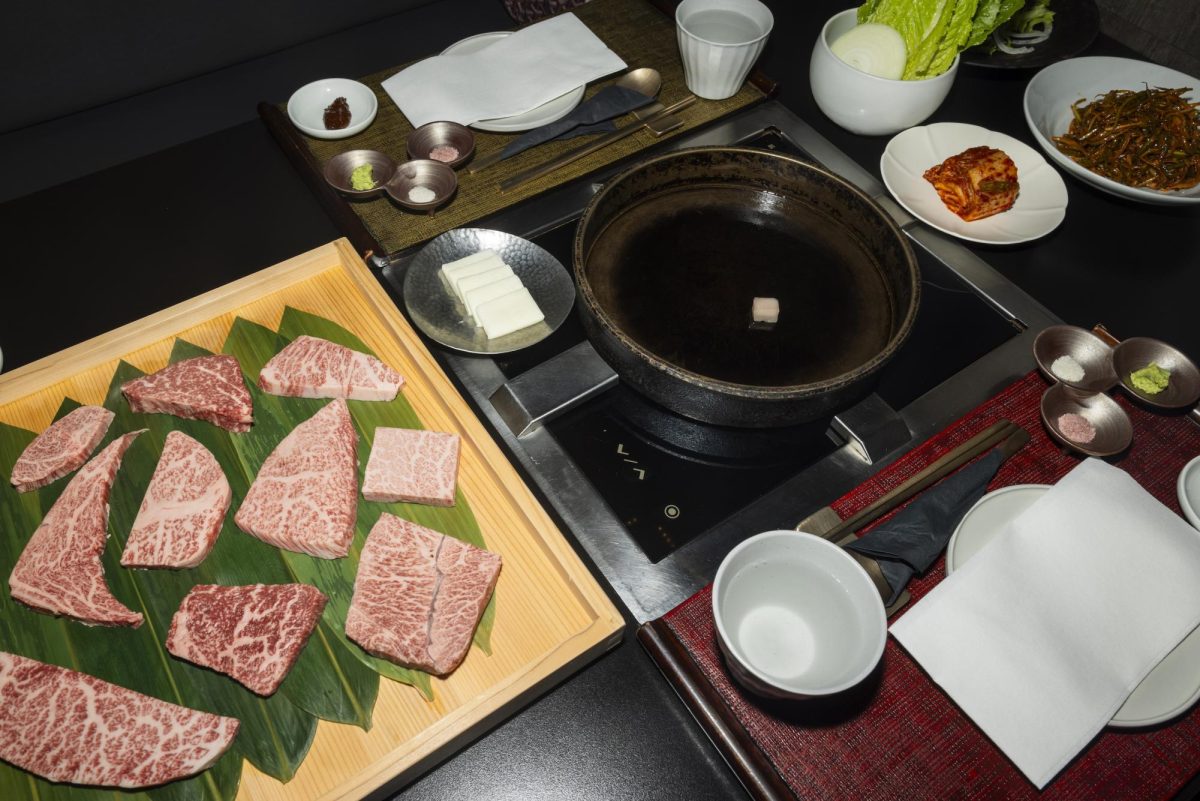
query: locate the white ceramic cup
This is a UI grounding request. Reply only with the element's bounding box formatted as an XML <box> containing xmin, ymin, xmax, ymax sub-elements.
<box><xmin>675</xmin><ymin>0</ymin><xmax>774</xmax><ymax>100</ymax></box>
<box><xmin>809</xmin><ymin>8</ymin><xmax>958</xmax><ymax>136</ymax></box>
<box><xmin>712</xmin><ymin>530</ymin><xmax>887</xmax><ymax>700</ymax></box>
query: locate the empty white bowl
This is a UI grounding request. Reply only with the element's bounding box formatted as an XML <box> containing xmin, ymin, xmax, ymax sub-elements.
<box><xmin>287</xmin><ymin>78</ymin><xmax>378</xmax><ymax>140</ymax></box>
<box><xmin>1179</xmin><ymin>456</ymin><xmax>1200</xmax><ymax>530</ymax></box>
<box><xmin>810</xmin><ymin>9</ymin><xmax>958</xmax><ymax>136</ymax></box>
<box><xmin>712</xmin><ymin>529</ymin><xmax>886</xmax><ymax>699</ymax></box>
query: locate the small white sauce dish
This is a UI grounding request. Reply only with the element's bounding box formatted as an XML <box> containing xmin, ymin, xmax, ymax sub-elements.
<box><xmin>1178</xmin><ymin>455</ymin><xmax>1200</xmax><ymax>530</ymax></box>
<box><xmin>287</xmin><ymin>78</ymin><xmax>378</xmax><ymax>139</ymax></box>
<box><xmin>712</xmin><ymin>529</ymin><xmax>886</xmax><ymax>700</ymax></box>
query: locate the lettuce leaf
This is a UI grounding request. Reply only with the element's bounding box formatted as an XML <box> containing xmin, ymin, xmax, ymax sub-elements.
<box><xmin>860</xmin><ymin>0</ymin><xmax>1026</xmax><ymax>78</ymax></box>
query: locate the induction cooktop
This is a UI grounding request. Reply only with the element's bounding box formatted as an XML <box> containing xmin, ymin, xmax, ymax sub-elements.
<box><xmin>380</xmin><ymin>101</ymin><xmax>1061</xmax><ymax>622</ymax></box>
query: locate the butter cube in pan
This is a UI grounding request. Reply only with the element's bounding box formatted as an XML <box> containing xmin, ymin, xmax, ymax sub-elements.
<box><xmin>476</xmin><ymin>287</ymin><xmax>544</xmax><ymax>340</ymax></box>
<box><xmin>752</xmin><ymin>296</ymin><xmax>779</xmax><ymax>324</ymax></box>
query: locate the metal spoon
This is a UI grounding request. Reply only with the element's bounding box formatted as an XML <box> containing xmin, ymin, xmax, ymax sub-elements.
<box><xmin>467</xmin><ymin>68</ymin><xmax>662</xmax><ymax>174</ymax></box>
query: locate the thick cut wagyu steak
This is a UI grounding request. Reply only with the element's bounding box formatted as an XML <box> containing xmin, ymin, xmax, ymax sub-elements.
<box><xmin>346</xmin><ymin>514</ymin><xmax>501</xmax><ymax>676</ymax></box>
<box><xmin>121</xmin><ymin>354</ymin><xmax>254</xmax><ymax>432</ymax></box>
<box><xmin>235</xmin><ymin>399</ymin><xmax>358</xmax><ymax>559</ymax></box>
<box><xmin>167</xmin><ymin>583</ymin><xmax>328</xmax><ymax>696</ymax></box>
<box><xmin>258</xmin><ymin>335</ymin><xmax>404</xmax><ymax>401</ymax></box>
<box><xmin>121</xmin><ymin>431</ymin><xmax>231</xmax><ymax>569</ymax></box>
<box><xmin>362</xmin><ymin>427</ymin><xmax>461</xmax><ymax>506</ymax></box>
<box><xmin>9</xmin><ymin>405</ymin><xmax>115</xmax><ymax>493</ymax></box>
<box><xmin>9</xmin><ymin>431</ymin><xmax>145</xmax><ymax>627</ymax></box>
<box><xmin>0</xmin><ymin>651</ymin><xmax>239</xmax><ymax>788</ymax></box>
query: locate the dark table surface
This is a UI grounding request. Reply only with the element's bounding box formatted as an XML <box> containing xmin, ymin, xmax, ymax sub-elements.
<box><xmin>2</xmin><ymin>1</ymin><xmax>1199</xmax><ymax>799</ymax></box>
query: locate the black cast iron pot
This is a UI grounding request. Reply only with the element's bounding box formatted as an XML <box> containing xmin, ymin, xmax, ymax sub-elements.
<box><xmin>573</xmin><ymin>146</ymin><xmax>920</xmax><ymax>428</ymax></box>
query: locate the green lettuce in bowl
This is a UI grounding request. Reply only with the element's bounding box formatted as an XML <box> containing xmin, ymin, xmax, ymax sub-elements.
<box><xmin>857</xmin><ymin>0</ymin><xmax>1027</xmax><ymax>79</ymax></box>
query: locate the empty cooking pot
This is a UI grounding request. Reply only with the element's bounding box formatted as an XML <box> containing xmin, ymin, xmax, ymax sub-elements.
<box><xmin>573</xmin><ymin>146</ymin><xmax>920</xmax><ymax>427</ymax></box>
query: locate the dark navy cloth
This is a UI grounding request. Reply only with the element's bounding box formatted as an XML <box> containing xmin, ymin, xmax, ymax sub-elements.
<box><xmin>499</xmin><ymin>84</ymin><xmax>655</xmax><ymax>159</ymax></box>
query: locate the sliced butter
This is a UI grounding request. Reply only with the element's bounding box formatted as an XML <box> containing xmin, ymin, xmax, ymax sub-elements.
<box><xmin>476</xmin><ymin>286</ymin><xmax>545</xmax><ymax>340</ymax></box>
<box><xmin>440</xmin><ymin>249</ymin><xmax>500</xmax><ymax>280</ymax></box>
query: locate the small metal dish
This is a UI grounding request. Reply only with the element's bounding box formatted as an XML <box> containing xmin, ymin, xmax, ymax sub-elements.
<box><xmin>322</xmin><ymin>150</ymin><xmax>397</xmax><ymax>199</ymax></box>
<box><xmin>407</xmin><ymin>121</ymin><xmax>476</xmax><ymax>169</ymax></box>
<box><xmin>1040</xmin><ymin>383</ymin><xmax>1132</xmax><ymax>458</ymax></box>
<box><xmin>1032</xmin><ymin>324</ymin><xmax>1118</xmax><ymax>392</ymax></box>
<box><xmin>1112</xmin><ymin>337</ymin><xmax>1200</xmax><ymax>409</ymax></box>
<box><xmin>385</xmin><ymin>160</ymin><xmax>458</xmax><ymax>212</ymax></box>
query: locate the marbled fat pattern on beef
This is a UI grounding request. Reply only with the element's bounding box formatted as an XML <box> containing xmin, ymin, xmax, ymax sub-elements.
<box><xmin>258</xmin><ymin>335</ymin><xmax>404</xmax><ymax>401</ymax></box>
<box><xmin>361</xmin><ymin>428</ymin><xmax>460</xmax><ymax>506</ymax></box>
<box><xmin>0</xmin><ymin>651</ymin><xmax>238</xmax><ymax>787</ymax></box>
<box><xmin>9</xmin><ymin>431</ymin><xmax>145</xmax><ymax>627</ymax></box>
<box><xmin>346</xmin><ymin>514</ymin><xmax>501</xmax><ymax>675</ymax></box>
<box><xmin>121</xmin><ymin>431</ymin><xmax>231</xmax><ymax>569</ymax></box>
<box><xmin>10</xmin><ymin>405</ymin><xmax>115</xmax><ymax>493</ymax></box>
<box><xmin>166</xmin><ymin>583</ymin><xmax>327</xmax><ymax>696</ymax></box>
<box><xmin>121</xmin><ymin>354</ymin><xmax>254</xmax><ymax>432</ymax></box>
<box><xmin>234</xmin><ymin>399</ymin><xmax>358</xmax><ymax>559</ymax></box>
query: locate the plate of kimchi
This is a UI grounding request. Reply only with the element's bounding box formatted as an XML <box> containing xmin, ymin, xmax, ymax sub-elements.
<box><xmin>881</xmin><ymin>122</ymin><xmax>1068</xmax><ymax>244</ymax></box>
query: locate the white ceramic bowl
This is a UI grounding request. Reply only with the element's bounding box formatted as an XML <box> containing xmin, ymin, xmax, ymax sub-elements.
<box><xmin>1179</xmin><ymin>455</ymin><xmax>1200</xmax><ymax>530</ymax></box>
<box><xmin>287</xmin><ymin>78</ymin><xmax>378</xmax><ymax>140</ymax></box>
<box><xmin>1024</xmin><ymin>56</ymin><xmax>1200</xmax><ymax>205</ymax></box>
<box><xmin>712</xmin><ymin>529</ymin><xmax>886</xmax><ymax>699</ymax></box>
<box><xmin>810</xmin><ymin>9</ymin><xmax>958</xmax><ymax>136</ymax></box>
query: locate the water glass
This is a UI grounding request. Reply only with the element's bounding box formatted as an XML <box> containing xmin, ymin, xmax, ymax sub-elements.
<box><xmin>675</xmin><ymin>0</ymin><xmax>774</xmax><ymax>100</ymax></box>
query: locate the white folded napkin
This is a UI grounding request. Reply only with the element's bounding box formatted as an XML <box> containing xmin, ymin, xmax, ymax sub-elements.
<box><xmin>382</xmin><ymin>14</ymin><xmax>627</xmax><ymax>128</ymax></box>
<box><xmin>891</xmin><ymin>458</ymin><xmax>1200</xmax><ymax>788</ymax></box>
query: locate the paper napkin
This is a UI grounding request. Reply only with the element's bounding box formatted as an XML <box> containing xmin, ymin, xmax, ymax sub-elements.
<box><xmin>382</xmin><ymin>14</ymin><xmax>627</xmax><ymax>128</ymax></box>
<box><xmin>890</xmin><ymin>458</ymin><xmax>1200</xmax><ymax>788</ymax></box>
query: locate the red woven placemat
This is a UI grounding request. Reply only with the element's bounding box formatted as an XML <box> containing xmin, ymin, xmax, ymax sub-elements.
<box><xmin>655</xmin><ymin>371</ymin><xmax>1200</xmax><ymax>800</ymax></box>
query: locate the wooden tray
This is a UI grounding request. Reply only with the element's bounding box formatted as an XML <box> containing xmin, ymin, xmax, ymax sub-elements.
<box><xmin>0</xmin><ymin>239</ymin><xmax>625</xmax><ymax>800</ymax></box>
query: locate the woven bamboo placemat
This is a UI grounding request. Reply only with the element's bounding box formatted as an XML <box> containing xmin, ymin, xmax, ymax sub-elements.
<box><xmin>640</xmin><ymin>370</ymin><xmax>1200</xmax><ymax>801</ymax></box>
<box><xmin>281</xmin><ymin>0</ymin><xmax>769</xmax><ymax>255</ymax></box>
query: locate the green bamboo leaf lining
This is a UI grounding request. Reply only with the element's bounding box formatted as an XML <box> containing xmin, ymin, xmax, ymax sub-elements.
<box><xmin>0</xmin><ymin>306</ymin><xmax>498</xmax><ymax>798</ymax></box>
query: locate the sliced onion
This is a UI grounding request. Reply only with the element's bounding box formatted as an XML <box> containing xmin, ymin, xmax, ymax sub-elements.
<box><xmin>830</xmin><ymin>23</ymin><xmax>907</xmax><ymax>80</ymax></box>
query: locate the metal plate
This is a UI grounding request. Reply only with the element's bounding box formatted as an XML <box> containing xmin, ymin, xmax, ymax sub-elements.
<box><xmin>403</xmin><ymin>228</ymin><xmax>576</xmax><ymax>355</ymax></box>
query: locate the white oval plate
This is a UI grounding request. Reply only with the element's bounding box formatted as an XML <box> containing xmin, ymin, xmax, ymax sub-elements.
<box><xmin>286</xmin><ymin>78</ymin><xmax>378</xmax><ymax>140</ymax></box>
<box><xmin>1024</xmin><ymin>56</ymin><xmax>1200</xmax><ymax>206</ymax></box>
<box><xmin>441</xmin><ymin>32</ymin><xmax>584</xmax><ymax>132</ymax></box>
<box><xmin>881</xmin><ymin>122</ymin><xmax>1068</xmax><ymax>244</ymax></box>
<box><xmin>947</xmin><ymin>483</ymin><xmax>1200</xmax><ymax>728</ymax></box>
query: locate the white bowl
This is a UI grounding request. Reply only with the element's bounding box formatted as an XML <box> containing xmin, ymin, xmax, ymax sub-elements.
<box><xmin>712</xmin><ymin>529</ymin><xmax>886</xmax><ymax>699</ymax></box>
<box><xmin>1179</xmin><ymin>455</ymin><xmax>1200</xmax><ymax>530</ymax></box>
<box><xmin>287</xmin><ymin>78</ymin><xmax>378</xmax><ymax>140</ymax></box>
<box><xmin>810</xmin><ymin>9</ymin><xmax>958</xmax><ymax>136</ymax></box>
<box><xmin>1024</xmin><ymin>57</ymin><xmax>1200</xmax><ymax>205</ymax></box>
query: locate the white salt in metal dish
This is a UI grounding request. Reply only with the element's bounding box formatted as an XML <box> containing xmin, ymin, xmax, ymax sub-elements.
<box><xmin>403</xmin><ymin>228</ymin><xmax>575</xmax><ymax>355</ymax></box>
<box><xmin>948</xmin><ymin>484</ymin><xmax>1200</xmax><ymax>727</ymax></box>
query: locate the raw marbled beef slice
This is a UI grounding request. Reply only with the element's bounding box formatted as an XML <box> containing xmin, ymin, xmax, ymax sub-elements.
<box><xmin>361</xmin><ymin>427</ymin><xmax>460</xmax><ymax>506</ymax></box>
<box><xmin>9</xmin><ymin>431</ymin><xmax>145</xmax><ymax>627</ymax></box>
<box><xmin>166</xmin><ymin>583</ymin><xmax>328</xmax><ymax>696</ymax></box>
<box><xmin>0</xmin><ymin>651</ymin><xmax>238</xmax><ymax>788</ymax></box>
<box><xmin>121</xmin><ymin>431</ymin><xmax>231</xmax><ymax>569</ymax></box>
<box><xmin>258</xmin><ymin>335</ymin><xmax>403</xmax><ymax>401</ymax></box>
<box><xmin>346</xmin><ymin>514</ymin><xmax>501</xmax><ymax>675</ymax></box>
<box><xmin>234</xmin><ymin>399</ymin><xmax>358</xmax><ymax>559</ymax></box>
<box><xmin>121</xmin><ymin>354</ymin><xmax>254</xmax><ymax>432</ymax></box>
<box><xmin>10</xmin><ymin>405</ymin><xmax>115</xmax><ymax>493</ymax></box>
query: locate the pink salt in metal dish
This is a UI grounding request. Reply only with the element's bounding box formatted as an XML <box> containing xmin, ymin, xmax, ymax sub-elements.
<box><xmin>1057</xmin><ymin>412</ymin><xmax>1096</xmax><ymax>444</ymax></box>
<box><xmin>429</xmin><ymin>145</ymin><xmax>460</xmax><ymax>163</ymax></box>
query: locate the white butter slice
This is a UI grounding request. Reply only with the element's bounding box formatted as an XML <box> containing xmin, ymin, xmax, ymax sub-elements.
<box><xmin>455</xmin><ymin>264</ymin><xmax>515</xmax><ymax>304</ymax></box>
<box><xmin>476</xmin><ymin>286</ymin><xmax>545</xmax><ymax>340</ymax></box>
<box><xmin>449</xmin><ymin>258</ymin><xmax>509</xmax><ymax>302</ymax></box>
<box><xmin>440</xmin><ymin>249</ymin><xmax>500</xmax><ymax>280</ymax></box>
<box><xmin>465</xmin><ymin>274</ymin><xmax>523</xmax><ymax>320</ymax></box>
